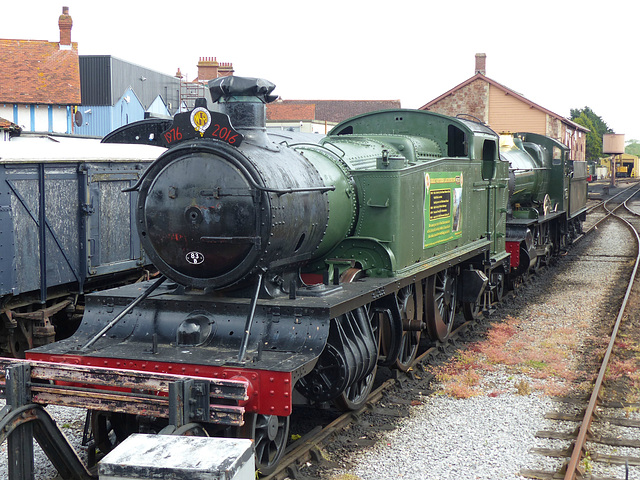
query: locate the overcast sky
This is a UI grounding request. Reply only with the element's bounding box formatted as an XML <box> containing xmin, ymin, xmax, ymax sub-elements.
<box><xmin>5</xmin><ymin>1</ymin><xmax>639</xmax><ymax>141</ymax></box>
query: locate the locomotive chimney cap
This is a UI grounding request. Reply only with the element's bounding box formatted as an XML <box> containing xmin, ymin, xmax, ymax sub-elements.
<box><xmin>209</xmin><ymin>76</ymin><xmax>277</xmax><ymax>104</ymax></box>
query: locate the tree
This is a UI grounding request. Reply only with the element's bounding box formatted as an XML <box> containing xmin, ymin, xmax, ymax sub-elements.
<box><xmin>570</xmin><ymin>107</ymin><xmax>613</xmax><ymax>162</ymax></box>
<box><xmin>626</xmin><ymin>139</ymin><xmax>640</xmax><ymax>156</ymax></box>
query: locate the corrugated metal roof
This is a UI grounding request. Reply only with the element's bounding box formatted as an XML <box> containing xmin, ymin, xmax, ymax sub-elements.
<box><xmin>79</xmin><ymin>56</ymin><xmax>112</xmax><ymax>105</ymax></box>
<box><xmin>79</xmin><ymin>56</ymin><xmax>181</xmax><ymax>113</ymax></box>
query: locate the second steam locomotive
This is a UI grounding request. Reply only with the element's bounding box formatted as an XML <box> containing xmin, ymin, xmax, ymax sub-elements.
<box><xmin>27</xmin><ymin>76</ymin><xmax>588</xmax><ymax>474</ymax></box>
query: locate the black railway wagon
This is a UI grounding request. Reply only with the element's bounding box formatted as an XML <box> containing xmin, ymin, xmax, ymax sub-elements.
<box><xmin>0</xmin><ymin>133</ymin><xmax>165</xmax><ymax>356</ymax></box>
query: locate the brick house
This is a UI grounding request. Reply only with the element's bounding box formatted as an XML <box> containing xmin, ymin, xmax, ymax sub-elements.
<box><xmin>267</xmin><ymin>99</ymin><xmax>401</xmax><ymax>134</ymax></box>
<box><xmin>0</xmin><ymin>7</ymin><xmax>80</xmax><ymax>134</ymax></box>
<box><xmin>421</xmin><ymin>54</ymin><xmax>588</xmax><ymax>161</ymax></box>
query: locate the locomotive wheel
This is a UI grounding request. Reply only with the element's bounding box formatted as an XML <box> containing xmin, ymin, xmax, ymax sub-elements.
<box><xmin>462</xmin><ymin>299</ymin><xmax>481</xmax><ymax>321</ymax></box>
<box><xmin>559</xmin><ymin>233</ymin><xmax>568</xmax><ymax>251</ymax></box>
<box><xmin>340</xmin><ymin>267</ymin><xmax>365</xmax><ymax>283</ymax></box>
<box><xmin>295</xmin><ymin>342</ymin><xmax>348</xmax><ymax>402</ymax></box>
<box><xmin>395</xmin><ymin>329</ymin><xmax>421</xmax><ymax>371</ymax></box>
<box><xmin>532</xmin><ymin>255</ymin><xmax>543</xmax><ymax>273</ymax></box>
<box><xmin>238</xmin><ymin>413</ymin><xmax>289</xmax><ymax>476</ymax></box>
<box><xmin>335</xmin><ymin>304</ymin><xmax>380</xmax><ymax>411</ymax></box>
<box><xmin>425</xmin><ymin>269</ymin><xmax>458</xmax><ymax>342</ymax></box>
<box><xmin>393</xmin><ymin>285</ymin><xmax>421</xmax><ymax>371</ymax></box>
<box><xmin>491</xmin><ymin>270</ymin><xmax>505</xmax><ymax>303</ymax></box>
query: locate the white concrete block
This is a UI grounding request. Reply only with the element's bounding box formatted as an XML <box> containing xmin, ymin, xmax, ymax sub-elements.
<box><xmin>98</xmin><ymin>434</ymin><xmax>255</xmax><ymax>480</ymax></box>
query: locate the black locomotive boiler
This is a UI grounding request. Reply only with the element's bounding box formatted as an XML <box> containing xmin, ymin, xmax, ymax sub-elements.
<box><xmin>27</xmin><ymin>76</ymin><xmax>587</xmax><ymax>474</ymax></box>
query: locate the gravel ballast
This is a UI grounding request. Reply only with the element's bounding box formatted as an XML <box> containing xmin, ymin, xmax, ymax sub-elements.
<box><xmin>347</xmin><ymin>394</ymin><xmax>560</xmax><ymax>480</ymax></box>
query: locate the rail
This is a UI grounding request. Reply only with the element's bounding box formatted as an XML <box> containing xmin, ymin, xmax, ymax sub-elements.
<box><xmin>581</xmin><ymin>183</ymin><xmax>640</xmax><ymax>235</ymax></box>
<box><xmin>563</xmin><ymin>186</ymin><xmax>640</xmax><ymax>479</ymax></box>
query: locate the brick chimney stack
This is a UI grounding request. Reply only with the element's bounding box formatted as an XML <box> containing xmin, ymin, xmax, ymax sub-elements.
<box><xmin>58</xmin><ymin>6</ymin><xmax>72</xmax><ymax>49</ymax></box>
<box><xmin>196</xmin><ymin>57</ymin><xmax>234</xmax><ymax>82</ymax></box>
<box><xmin>197</xmin><ymin>57</ymin><xmax>219</xmax><ymax>82</ymax></box>
<box><xmin>475</xmin><ymin>53</ymin><xmax>486</xmax><ymax>75</ymax></box>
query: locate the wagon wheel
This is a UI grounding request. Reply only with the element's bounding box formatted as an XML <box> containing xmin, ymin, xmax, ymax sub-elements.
<box><xmin>238</xmin><ymin>413</ymin><xmax>290</xmax><ymax>476</ymax></box>
<box><xmin>425</xmin><ymin>268</ymin><xmax>458</xmax><ymax>342</ymax></box>
<box><xmin>172</xmin><ymin>423</ymin><xmax>209</xmax><ymax>436</ymax></box>
<box><xmin>6</xmin><ymin>321</ymin><xmax>33</xmax><ymax>358</ymax></box>
<box><xmin>394</xmin><ymin>285</ymin><xmax>421</xmax><ymax>371</ymax></box>
<box><xmin>335</xmin><ymin>303</ymin><xmax>380</xmax><ymax>411</ymax></box>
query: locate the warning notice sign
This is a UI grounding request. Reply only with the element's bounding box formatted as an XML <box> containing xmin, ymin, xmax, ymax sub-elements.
<box><xmin>423</xmin><ymin>172</ymin><xmax>463</xmax><ymax>248</ymax></box>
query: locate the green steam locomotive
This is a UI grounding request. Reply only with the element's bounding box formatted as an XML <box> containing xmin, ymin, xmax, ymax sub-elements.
<box><xmin>28</xmin><ymin>76</ymin><xmax>587</xmax><ymax>474</ymax></box>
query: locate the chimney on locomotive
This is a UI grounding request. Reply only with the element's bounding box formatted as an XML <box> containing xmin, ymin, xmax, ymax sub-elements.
<box><xmin>208</xmin><ymin>76</ymin><xmax>277</xmax><ymax>146</ymax></box>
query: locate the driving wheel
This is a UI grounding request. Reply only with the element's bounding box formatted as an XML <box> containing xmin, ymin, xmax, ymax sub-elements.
<box><xmin>394</xmin><ymin>285</ymin><xmax>421</xmax><ymax>371</ymax></box>
<box><xmin>426</xmin><ymin>268</ymin><xmax>457</xmax><ymax>342</ymax></box>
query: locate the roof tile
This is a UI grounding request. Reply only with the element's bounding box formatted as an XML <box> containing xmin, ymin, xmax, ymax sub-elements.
<box><xmin>267</xmin><ymin>103</ymin><xmax>316</xmax><ymax>121</ymax></box>
<box><xmin>268</xmin><ymin>99</ymin><xmax>401</xmax><ymax>123</ymax></box>
<box><xmin>0</xmin><ymin>39</ymin><xmax>81</xmax><ymax>104</ymax></box>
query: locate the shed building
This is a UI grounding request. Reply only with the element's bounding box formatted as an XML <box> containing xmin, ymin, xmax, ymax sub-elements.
<box><xmin>76</xmin><ymin>56</ymin><xmax>181</xmax><ymax>136</ymax></box>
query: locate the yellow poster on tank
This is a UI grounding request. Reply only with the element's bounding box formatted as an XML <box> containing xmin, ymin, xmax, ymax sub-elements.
<box><xmin>423</xmin><ymin>172</ymin><xmax>463</xmax><ymax>248</ymax></box>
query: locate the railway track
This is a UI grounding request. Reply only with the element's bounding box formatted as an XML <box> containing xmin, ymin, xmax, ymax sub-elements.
<box><xmin>520</xmin><ymin>183</ymin><xmax>640</xmax><ymax>480</ymax></box>
<box><xmin>582</xmin><ymin>182</ymin><xmax>640</xmax><ymax>233</ymax></box>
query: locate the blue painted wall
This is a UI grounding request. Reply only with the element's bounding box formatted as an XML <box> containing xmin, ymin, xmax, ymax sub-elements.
<box><xmin>75</xmin><ymin>87</ymin><xmax>145</xmax><ymax>137</ymax></box>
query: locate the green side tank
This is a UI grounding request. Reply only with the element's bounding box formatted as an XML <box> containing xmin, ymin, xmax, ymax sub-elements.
<box><xmin>297</xmin><ymin>109</ymin><xmax>510</xmax><ymax>278</ymax></box>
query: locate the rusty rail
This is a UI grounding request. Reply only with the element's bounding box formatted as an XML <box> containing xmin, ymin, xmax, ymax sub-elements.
<box><xmin>563</xmin><ymin>188</ymin><xmax>640</xmax><ymax>479</ymax></box>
